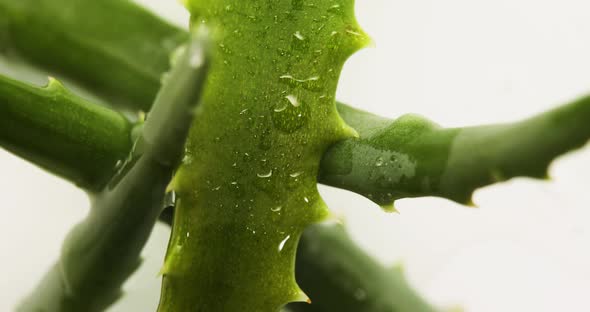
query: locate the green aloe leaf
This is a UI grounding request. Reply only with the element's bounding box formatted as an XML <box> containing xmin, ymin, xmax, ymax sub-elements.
<box><xmin>0</xmin><ymin>74</ymin><xmax>132</xmax><ymax>191</ymax></box>
<box><xmin>158</xmin><ymin>1</ymin><xmax>369</xmax><ymax>311</ymax></box>
<box><xmin>0</xmin><ymin>0</ymin><xmax>187</xmax><ymax>110</ymax></box>
<box><xmin>321</xmin><ymin>100</ymin><xmax>590</xmax><ymax>207</ymax></box>
<box><xmin>16</xmin><ymin>32</ymin><xmax>210</xmax><ymax>312</ymax></box>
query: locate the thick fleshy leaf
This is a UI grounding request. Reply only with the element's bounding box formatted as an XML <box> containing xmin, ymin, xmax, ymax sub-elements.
<box><xmin>158</xmin><ymin>1</ymin><xmax>369</xmax><ymax>311</ymax></box>
<box><xmin>320</xmin><ymin>100</ymin><xmax>590</xmax><ymax>207</ymax></box>
<box><xmin>16</xmin><ymin>33</ymin><xmax>210</xmax><ymax>312</ymax></box>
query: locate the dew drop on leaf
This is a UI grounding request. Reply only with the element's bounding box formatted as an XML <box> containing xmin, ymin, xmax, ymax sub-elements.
<box><xmin>274</xmin><ymin>102</ymin><xmax>288</xmax><ymax>112</ymax></box>
<box><xmin>285</xmin><ymin>94</ymin><xmax>300</xmax><ymax>107</ymax></box>
<box><xmin>271</xmin><ymin>96</ymin><xmax>309</xmax><ymax>133</ymax></box>
<box><xmin>278</xmin><ymin>235</ymin><xmax>291</xmax><ymax>252</ymax></box>
<box><xmin>293</xmin><ymin>31</ymin><xmax>305</xmax><ymax>41</ymax></box>
<box><xmin>182</xmin><ymin>155</ymin><xmax>193</xmax><ymax>165</ymax></box>
<box><xmin>257</xmin><ymin>170</ymin><xmax>273</xmax><ymax>178</ymax></box>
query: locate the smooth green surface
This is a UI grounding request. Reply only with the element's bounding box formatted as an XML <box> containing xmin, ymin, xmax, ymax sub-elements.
<box><xmin>0</xmin><ymin>0</ymin><xmax>187</xmax><ymax>110</ymax></box>
<box><xmin>320</xmin><ymin>100</ymin><xmax>590</xmax><ymax>206</ymax></box>
<box><xmin>17</xmin><ymin>33</ymin><xmax>210</xmax><ymax>312</ymax></box>
<box><xmin>289</xmin><ymin>224</ymin><xmax>436</xmax><ymax>312</ymax></box>
<box><xmin>0</xmin><ymin>74</ymin><xmax>132</xmax><ymax>191</ymax></box>
<box><xmin>158</xmin><ymin>1</ymin><xmax>368</xmax><ymax>311</ymax></box>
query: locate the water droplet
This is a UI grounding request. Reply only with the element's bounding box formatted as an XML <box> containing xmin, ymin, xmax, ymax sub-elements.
<box><xmin>290</xmin><ymin>171</ymin><xmax>303</xmax><ymax>178</ymax></box>
<box><xmin>278</xmin><ymin>235</ymin><xmax>291</xmax><ymax>252</ymax></box>
<box><xmin>182</xmin><ymin>154</ymin><xmax>193</xmax><ymax>165</ymax></box>
<box><xmin>218</xmin><ymin>43</ymin><xmax>233</xmax><ymax>55</ymax></box>
<box><xmin>272</xmin><ymin>95</ymin><xmax>309</xmax><ymax>133</ymax></box>
<box><xmin>285</xmin><ymin>94</ymin><xmax>300</xmax><ymax>107</ymax></box>
<box><xmin>294</xmin><ymin>31</ymin><xmax>305</xmax><ymax>41</ymax></box>
<box><xmin>274</xmin><ymin>102</ymin><xmax>288</xmax><ymax>112</ymax></box>
<box><xmin>257</xmin><ymin>170</ymin><xmax>273</xmax><ymax>178</ymax></box>
<box><xmin>276</xmin><ymin>47</ymin><xmax>291</xmax><ymax>57</ymax></box>
<box><xmin>279</xmin><ymin>74</ymin><xmax>321</xmax><ymax>91</ymax></box>
<box><xmin>328</xmin><ymin>4</ymin><xmax>342</xmax><ymax>14</ymax></box>
<box><xmin>304</xmin><ymin>197</ymin><xmax>309</xmax><ymax>203</ymax></box>
<box><xmin>346</xmin><ymin>29</ymin><xmax>363</xmax><ymax>37</ymax></box>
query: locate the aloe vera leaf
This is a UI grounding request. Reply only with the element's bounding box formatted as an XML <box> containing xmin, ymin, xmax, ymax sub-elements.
<box><xmin>156</xmin><ymin>1</ymin><xmax>369</xmax><ymax>310</ymax></box>
<box><xmin>320</xmin><ymin>100</ymin><xmax>590</xmax><ymax>206</ymax></box>
<box><xmin>17</xmin><ymin>32</ymin><xmax>210</xmax><ymax>312</ymax></box>
<box><xmin>289</xmin><ymin>224</ymin><xmax>436</xmax><ymax>312</ymax></box>
<box><xmin>0</xmin><ymin>0</ymin><xmax>187</xmax><ymax>110</ymax></box>
<box><xmin>0</xmin><ymin>74</ymin><xmax>132</xmax><ymax>191</ymax></box>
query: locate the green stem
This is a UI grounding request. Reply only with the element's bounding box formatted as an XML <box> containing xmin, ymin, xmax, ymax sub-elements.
<box><xmin>321</xmin><ymin>100</ymin><xmax>590</xmax><ymax>206</ymax></box>
<box><xmin>290</xmin><ymin>224</ymin><xmax>436</xmax><ymax>312</ymax></box>
<box><xmin>0</xmin><ymin>74</ymin><xmax>132</xmax><ymax>191</ymax></box>
<box><xmin>0</xmin><ymin>0</ymin><xmax>187</xmax><ymax>110</ymax></box>
<box><xmin>17</xmin><ymin>32</ymin><xmax>210</xmax><ymax>312</ymax></box>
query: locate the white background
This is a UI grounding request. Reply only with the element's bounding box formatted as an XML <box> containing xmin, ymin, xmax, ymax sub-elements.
<box><xmin>1</xmin><ymin>0</ymin><xmax>590</xmax><ymax>311</ymax></box>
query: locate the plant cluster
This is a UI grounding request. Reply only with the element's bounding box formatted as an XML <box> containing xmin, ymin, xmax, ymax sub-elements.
<box><xmin>1</xmin><ymin>0</ymin><xmax>589</xmax><ymax>311</ymax></box>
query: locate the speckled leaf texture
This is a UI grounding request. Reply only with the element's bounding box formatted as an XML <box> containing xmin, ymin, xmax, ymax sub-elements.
<box><xmin>158</xmin><ymin>1</ymin><xmax>369</xmax><ymax>311</ymax></box>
